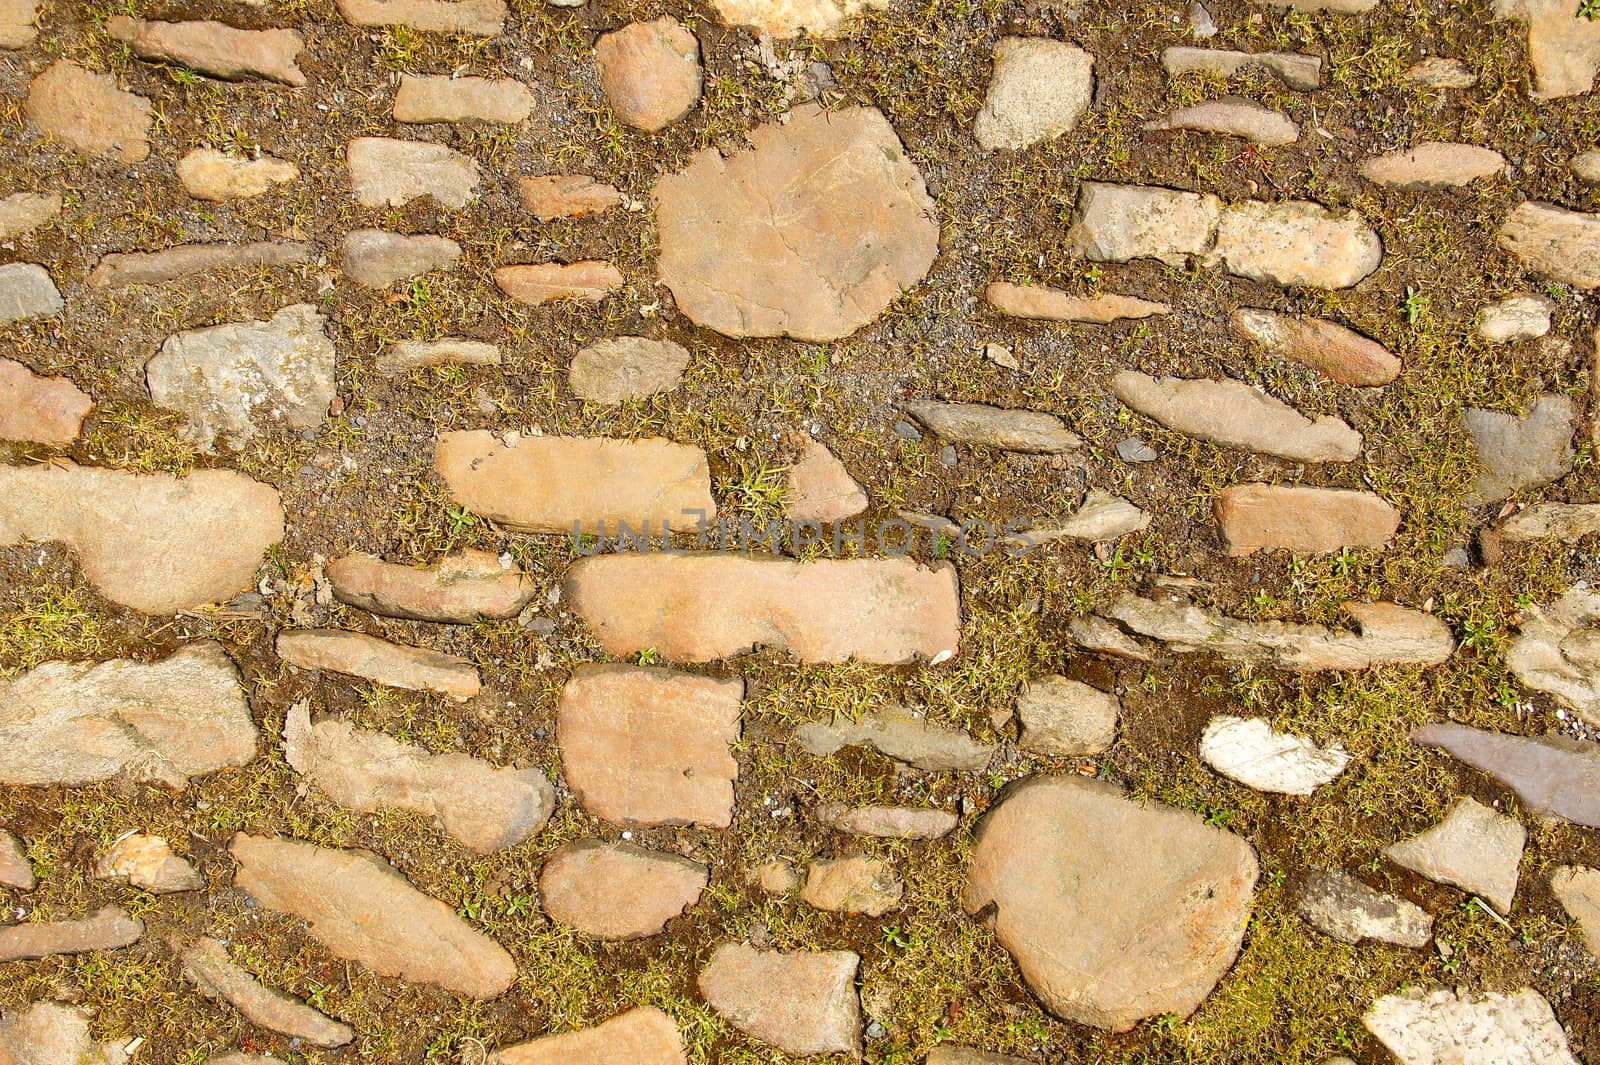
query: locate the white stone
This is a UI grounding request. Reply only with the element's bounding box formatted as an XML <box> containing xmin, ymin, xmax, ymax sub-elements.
<box><xmin>1477</xmin><ymin>294</ymin><xmax>1553</xmax><ymax>344</ymax></box>
<box><xmin>1199</xmin><ymin>715</ymin><xmax>1349</xmax><ymax>795</ymax></box>
<box><xmin>1363</xmin><ymin>987</ymin><xmax>1578</xmax><ymax>1065</ymax></box>
<box><xmin>974</xmin><ymin>38</ymin><xmax>1094</xmax><ymax>151</ymax></box>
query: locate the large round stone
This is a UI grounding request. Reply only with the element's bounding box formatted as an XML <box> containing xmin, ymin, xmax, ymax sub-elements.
<box><xmin>653</xmin><ymin>103</ymin><xmax>938</xmax><ymax>342</ymax></box>
<box><xmin>962</xmin><ymin>775</ymin><xmax>1258</xmax><ymax>1031</ymax></box>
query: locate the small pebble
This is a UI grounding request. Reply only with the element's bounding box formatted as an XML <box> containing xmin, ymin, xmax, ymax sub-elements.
<box><xmin>1442</xmin><ymin>547</ymin><xmax>1471</xmax><ymax>568</ymax></box>
<box><xmin>865</xmin><ymin>1021</ymin><xmax>886</xmax><ymax>1040</ymax></box>
<box><xmin>893</xmin><ymin>421</ymin><xmax>922</xmax><ymax>442</ymax></box>
<box><xmin>1117</xmin><ymin>438</ymin><xmax>1158</xmax><ymax>463</ymax></box>
<box><xmin>940</xmin><ymin>445</ymin><xmax>958</xmax><ymax>466</ymax></box>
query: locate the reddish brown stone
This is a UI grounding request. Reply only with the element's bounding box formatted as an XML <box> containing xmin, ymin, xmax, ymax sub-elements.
<box><xmin>519</xmin><ymin>175</ymin><xmax>623</xmax><ymax>220</ymax></box>
<box><xmin>539</xmin><ymin>839</ymin><xmax>708</xmax><ymax>939</ymax></box>
<box><xmin>106</xmin><ymin>16</ymin><xmax>305</xmax><ymax>86</ymax></box>
<box><xmin>24</xmin><ymin>61</ymin><xmax>151</xmax><ymax>163</ymax></box>
<box><xmin>326</xmin><ymin>549</ymin><xmax>535</xmax><ymax>623</ymax></box>
<box><xmin>181</xmin><ymin>936</ymin><xmax>354</xmax><ymax>1047</ymax></box>
<box><xmin>1231</xmin><ymin>309</ymin><xmax>1400</xmax><ymax>386</ymax></box>
<box><xmin>0</xmin><ymin>906</ymin><xmax>142</xmax><ymax>961</ymax></box>
<box><xmin>491</xmin><ymin>1007</ymin><xmax>685</xmax><ymax>1065</ymax></box>
<box><xmin>1214</xmin><ymin>484</ymin><xmax>1399</xmax><ymax>556</ymax></box>
<box><xmin>800</xmin><ymin>855</ymin><xmax>903</xmax><ymax>915</ymax></box>
<box><xmin>0</xmin><ymin>358</ymin><xmax>92</xmax><ymax>444</ymax></box>
<box><xmin>985</xmin><ymin>281</ymin><xmax>1170</xmax><ymax>323</ymax></box>
<box><xmin>594</xmin><ymin>18</ymin><xmax>702</xmax><ymax>131</ymax></box>
<box><xmin>494</xmin><ymin>261</ymin><xmax>621</xmax><ymax>304</ymax></box>
<box><xmin>276</xmin><ymin>628</ymin><xmax>480</xmax><ymax>701</ymax></box>
<box><xmin>697</xmin><ymin>943</ymin><xmax>861</xmax><ymax>1056</ymax></box>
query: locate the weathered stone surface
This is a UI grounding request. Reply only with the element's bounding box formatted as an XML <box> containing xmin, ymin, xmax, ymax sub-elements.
<box><xmin>0</xmin><ymin>462</ymin><xmax>283</xmax><ymax>613</ymax></box>
<box><xmin>494</xmin><ymin>261</ymin><xmax>622</xmax><ymax>304</ymax></box>
<box><xmin>336</xmin><ymin>0</ymin><xmax>505</xmax><ymax>34</ymax></box>
<box><xmin>751</xmin><ymin>859</ymin><xmax>800</xmax><ymax>894</ymax></box>
<box><xmin>1575</xmin><ymin>150</ymin><xmax>1600</xmax><ymax>185</ymax></box>
<box><xmin>594</xmin><ymin>18</ymin><xmax>702</xmax><ymax>131</ymax></box>
<box><xmin>1359</xmin><ymin>142</ymin><xmax>1506</xmax><ymax>188</ymax></box>
<box><xmin>178</xmin><ymin>149</ymin><xmax>299</xmax><ymax>201</ymax></box>
<box><xmin>1208</xmin><ymin>200</ymin><xmax>1382</xmax><ymax>288</ymax></box>
<box><xmin>565</xmin><ymin>554</ymin><xmax>961</xmax><ymax>664</ymax></box>
<box><xmin>1144</xmin><ymin>98</ymin><xmax>1297</xmax><ymax>146</ymax></box>
<box><xmin>1102</xmin><ymin>593</ymin><xmax>1456</xmax><ymax>671</ymax></box>
<box><xmin>277</xmin><ymin>629</ymin><xmax>480</xmax><ymax>701</ymax></box>
<box><xmin>1551</xmin><ymin>866</ymin><xmax>1600</xmax><ymax>959</ymax></box>
<box><xmin>705</xmin><ymin>0</ymin><xmax>886</xmax><ymax>36</ymax></box>
<box><xmin>1112</xmin><ymin>371</ymin><xmax>1361</xmax><ymax>462</ymax></box>
<box><xmin>1231</xmin><ymin>309</ymin><xmax>1400</xmax><ymax>386</ymax></box>
<box><xmin>964</xmin><ymin>775</ymin><xmax>1257</xmax><ymax>1031</ymax></box>
<box><xmin>0</xmin><ymin>1002</ymin><xmax>127</xmax><ymax>1065</ymax></box>
<box><xmin>394</xmin><ymin>74</ymin><xmax>532</xmax><ymax>124</ymax></box>
<box><xmin>0</xmin><ymin>906</ymin><xmax>143</xmax><ymax>961</ymax></box>
<box><xmin>1411</xmin><ymin>721</ymin><xmax>1600</xmax><ymax>829</ymax></box>
<box><xmin>1364</xmin><ymin>987</ymin><xmax>1578</xmax><ymax>1065</ymax></box>
<box><xmin>146</xmin><ymin>303</ymin><xmax>334</xmax><ymax>449</ymax></box>
<box><xmin>285</xmin><ymin>702</ymin><xmax>552</xmax><ymax>851</ymax></box>
<box><xmin>1507</xmin><ymin>587</ymin><xmax>1600</xmax><ymax>722</ymax></box>
<box><xmin>1</xmin><ymin>0</ymin><xmax>36</xmax><ymax>47</ymax></box>
<box><xmin>0</xmin><ymin>358</ymin><xmax>92</xmax><ymax>445</ymax></box>
<box><xmin>0</xmin><ymin>831</ymin><xmax>34</xmax><ymax>890</ymax></box>
<box><xmin>91</xmin><ymin>241</ymin><xmax>311</xmax><ymax>288</ymax></box>
<box><xmin>1384</xmin><ymin>797</ymin><xmax>1524</xmax><ymax>913</ymax></box>
<box><xmin>539</xmin><ymin>840</ymin><xmax>707</xmax><ymax>938</ymax></box>
<box><xmin>568</xmin><ymin>337</ymin><xmax>690</xmax><ymax>405</ymax></box>
<box><xmin>1463</xmin><ymin>394</ymin><xmax>1575</xmax><ymax>503</ymax></box>
<box><xmin>1407</xmin><ymin>56</ymin><xmax>1478</xmax><ymax>88</ymax></box>
<box><xmin>0</xmin><ymin>263</ymin><xmax>63</xmax><ymax>324</ymax></box>
<box><xmin>974</xmin><ymin>38</ymin><xmax>1094</xmax><ymax>151</ymax></box>
<box><xmin>1003</xmin><ymin>491</ymin><xmax>1149</xmax><ymax>549</ymax></box>
<box><xmin>814</xmin><ymin>802</ymin><xmax>957</xmax><ymax>839</ymax></box>
<box><xmin>1496</xmin><ymin>502</ymin><xmax>1600</xmax><ymax>546</ymax></box>
<box><xmin>784</xmin><ymin>433</ymin><xmax>867</xmax><ymax>523</ymax></box>
<box><xmin>0</xmin><ymin>191</ymin><xmax>60</xmax><ymax>239</ymax></box>
<box><xmin>1477</xmin><ymin>294</ymin><xmax>1553</xmax><ymax>343</ymax></box>
<box><xmin>231</xmin><ymin>834</ymin><xmax>515</xmax><ymax>998</ymax></box>
<box><xmin>0</xmin><ymin>642</ymin><xmax>256</xmax><ymax>786</ymax></box>
<box><xmin>905</xmin><ymin>400</ymin><xmax>1080</xmax><ymax>453</ymax></box>
<box><xmin>435</xmin><ymin>430</ymin><xmax>714</xmax><ymax>534</ymax></box>
<box><xmin>985</xmin><ymin>282</ymin><xmax>1170</xmax><ymax>322</ymax></box>
<box><xmin>1015</xmin><ymin>675</ymin><xmax>1118</xmax><ymax>756</ymax></box>
<box><xmin>1297</xmin><ymin>869</ymin><xmax>1432</xmax><ymax>948</ymax></box>
<box><xmin>1200</xmin><ymin>715</ymin><xmax>1349</xmax><ymax>795</ymax></box>
<box><xmin>106</xmin><ymin>17</ymin><xmax>305</xmax><ymax>85</ymax></box>
<box><xmin>341</xmin><ymin>230</ymin><xmax>461</xmax><ymax>288</ymax></box>
<box><xmin>801</xmin><ymin>855</ymin><xmax>903</xmax><ymax>915</ymax></box>
<box><xmin>798</xmin><ymin>705</ymin><xmax>993</xmax><ymax>770</ymax></box>
<box><xmin>519</xmin><ymin>175</ymin><xmax>622</xmax><ymax>220</ymax></box>
<box><xmin>697</xmin><ymin>943</ymin><xmax>861</xmax><ymax>1056</ymax></box>
<box><xmin>1161</xmin><ymin>46</ymin><xmax>1320</xmax><ymax>89</ymax></box>
<box><xmin>490</xmin><ymin>1008</ymin><xmax>686</xmax><ymax>1065</ymax></box>
<box><xmin>327</xmin><ymin>549</ymin><xmax>534</xmax><ymax>622</ymax></box>
<box><xmin>1494</xmin><ymin>0</ymin><xmax>1600</xmax><ymax>99</ymax></box>
<box><xmin>378</xmin><ymin>337</ymin><xmax>499</xmax><ymax>374</ymax></box>
<box><xmin>1068</xmin><ymin>182</ymin><xmax>1221</xmax><ymax>267</ymax></box>
<box><xmin>1497</xmin><ymin>203</ymin><xmax>1600</xmax><ymax>289</ymax></box>
<box><xmin>1214</xmin><ymin>484</ymin><xmax>1399</xmax><ymax>556</ymax></box>
<box><xmin>654</xmin><ymin>104</ymin><xmax>937</xmax><ymax>341</ymax></box>
<box><xmin>558</xmin><ymin>664</ymin><xmax>741</xmax><ymax>827</ymax></box>
<box><xmin>25</xmin><ymin>62</ymin><xmax>151</xmax><ymax>163</ymax></box>
<box><xmin>926</xmin><ymin>1048</ymin><xmax>1030</xmax><ymax>1065</ymax></box>
<box><xmin>1070</xmin><ymin>615</ymin><xmax>1152</xmax><ymax>661</ymax></box>
<box><xmin>182</xmin><ymin>936</ymin><xmax>353</xmax><ymax>1047</ymax></box>
<box><xmin>95</xmin><ymin>833</ymin><xmax>203</xmax><ymax>892</ymax></box>
<box><xmin>347</xmin><ymin>137</ymin><xmax>478</xmax><ymax>209</ymax></box>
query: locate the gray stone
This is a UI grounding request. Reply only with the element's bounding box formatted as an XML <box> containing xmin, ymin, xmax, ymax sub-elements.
<box><xmin>346</xmin><ymin>137</ymin><xmax>479</xmax><ymax>209</ymax></box>
<box><xmin>1505</xmin><ymin>586</ymin><xmax>1600</xmax><ymax>724</ymax></box>
<box><xmin>90</xmin><ymin>242</ymin><xmax>311</xmax><ymax>288</ymax></box>
<box><xmin>1497</xmin><ymin>203</ymin><xmax>1600</xmax><ymax>289</ymax></box>
<box><xmin>285</xmin><ymin>702</ymin><xmax>553</xmax><ymax>852</ymax></box>
<box><xmin>1207</xmin><ymin>200</ymin><xmax>1382</xmax><ymax>289</ymax></box>
<box><xmin>0</xmin><ymin>830</ymin><xmax>34</xmax><ymax>889</ymax></box>
<box><xmin>1411</xmin><ymin>721</ymin><xmax>1600</xmax><ymax>829</ymax></box>
<box><xmin>336</xmin><ymin>0</ymin><xmax>505</xmax><ymax>34</ymax></box>
<box><xmin>1496</xmin><ymin>502</ymin><xmax>1600</xmax><ymax>545</ymax></box>
<box><xmin>697</xmin><ymin>943</ymin><xmax>861</xmax><ymax>1056</ymax></box>
<box><xmin>1477</xmin><ymin>294</ymin><xmax>1553</xmax><ymax>343</ymax></box>
<box><xmin>568</xmin><ymin>337</ymin><xmax>689</xmax><ymax>404</ymax></box>
<box><xmin>1358</xmin><ymin>142</ymin><xmax>1506</xmax><ymax>188</ymax></box>
<box><xmin>181</xmin><ymin>936</ymin><xmax>354</xmax><ymax>1047</ymax></box>
<box><xmin>1015</xmin><ymin>675</ymin><xmax>1118</xmax><ymax>756</ymax></box>
<box><xmin>378</xmin><ymin>337</ymin><xmax>500</xmax><ymax>374</ymax></box>
<box><xmin>147</xmin><ymin>303</ymin><xmax>335</xmax><ymax>450</ymax></box>
<box><xmin>95</xmin><ymin>833</ymin><xmax>203</xmax><ymax>892</ymax></box>
<box><xmin>1462</xmin><ymin>394</ymin><xmax>1575</xmax><ymax>503</ymax></box>
<box><xmin>24</xmin><ymin>61</ymin><xmax>151</xmax><ymax>163</ymax></box>
<box><xmin>800</xmin><ymin>855</ymin><xmax>903</xmax><ymax>915</ymax></box>
<box><xmin>1364</xmin><ymin>987</ymin><xmax>1578</xmax><ymax>1065</ymax></box>
<box><xmin>394</xmin><ymin>74</ymin><xmax>532</xmax><ymax>124</ymax></box>
<box><xmin>0</xmin><ymin>642</ymin><xmax>257</xmax><ymax>787</ymax></box>
<box><xmin>106</xmin><ymin>16</ymin><xmax>305</xmax><ymax>85</ymax></box>
<box><xmin>1112</xmin><ymin>371</ymin><xmax>1361</xmax><ymax>462</ymax></box>
<box><xmin>0</xmin><ymin>192</ymin><xmax>60</xmax><ymax>240</ymax></box>
<box><xmin>813</xmin><ymin>802</ymin><xmax>957</xmax><ymax>839</ymax></box>
<box><xmin>0</xmin><ymin>1002</ymin><xmax>128</xmax><ymax>1065</ymax></box>
<box><xmin>1383</xmin><ymin>797</ymin><xmax>1524</xmax><ymax>914</ymax></box>
<box><xmin>1551</xmin><ymin>866</ymin><xmax>1600</xmax><ymax>960</ymax></box>
<box><xmin>1144</xmin><ymin>98</ymin><xmax>1298</xmax><ymax>146</ymax></box>
<box><xmin>905</xmin><ymin>400</ymin><xmax>1080</xmax><ymax>453</ymax></box>
<box><xmin>539</xmin><ymin>840</ymin><xmax>707</xmax><ymax>939</ymax></box>
<box><xmin>1068</xmin><ymin>182</ymin><xmax>1221</xmax><ymax>267</ymax></box>
<box><xmin>1574</xmin><ymin>150</ymin><xmax>1600</xmax><ymax>185</ymax></box>
<box><xmin>1199</xmin><ymin>715</ymin><xmax>1349</xmax><ymax>795</ymax></box>
<box><xmin>1070</xmin><ymin>615</ymin><xmax>1152</xmax><ymax>661</ymax></box>
<box><xmin>797</xmin><ymin>705</ymin><xmax>994</xmax><ymax>771</ymax></box>
<box><xmin>1116</xmin><ymin>438</ymin><xmax>1157</xmax><ymax>462</ymax></box>
<box><xmin>0</xmin><ymin>262</ymin><xmax>63</xmax><ymax>324</ymax></box>
<box><xmin>341</xmin><ymin>230</ymin><xmax>461</xmax><ymax>288</ymax></box>
<box><xmin>1002</xmin><ymin>491</ymin><xmax>1148</xmax><ymax>548</ymax></box>
<box><xmin>974</xmin><ymin>37</ymin><xmax>1094</xmax><ymax>151</ymax></box>
<box><xmin>1297</xmin><ymin>869</ymin><xmax>1433</xmax><ymax>947</ymax></box>
<box><xmin>0</xmin><ymin>906</ymin><xmax>143</xmax><ymax>961</ymax></box>
<box><xmin>1161</xmin><ymin>46</ymin><xmax>1321</xmax><ymax>90</ymax></box>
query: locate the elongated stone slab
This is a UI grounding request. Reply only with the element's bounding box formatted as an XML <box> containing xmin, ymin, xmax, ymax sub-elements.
<box><xmin>904</xmin><ymin>400</ymin><xmax>1080</xmax><ymax>452</ymax></box>
<box><xmin>106</xmin><ymin>17</ymin><xmax>305</xmax><ymax>85</ymax></box>
<box><xmin>565</xmin><ymin>554</ymin><xmax>960</xmax><ymax>663</ymax></box>
<box><xmin>336</xmin><ymin>0</ymin><xmax>505</xmax><ymax>35</ymax></box>
<box><xmin>89</xmin><ymin>242</ymin><xmax>311</xmax><ymax>287</ymax></box>
<box><xmin>377</xmin><ymin>338</ymin><xmax>500</xmax><ymax>374</ymax></box>
<box><xmin>1112</xmin><ymin>372</ymin><xmax>1360</xmax><ymax>462</ymax></box>
<box><xmin>435</xmin><ymin>430</ymin><xmax>714</xmax><ymax>535</ymax></box>
<box><xmin>1411</xmin><ymin>722</ymin><xmax>1600</xmax><ymax>829</ymax></box>
<box><xmin>277</xmin><ymin>629</ymin><xmax>480</xmax><ymax>701</ymax></box>
<box><xmin>1359</xmin><ymin>142</ymin><xmax>1506</xmax><ymax>188</ymax></box>
<box><xmin>347</xmin><ymin>137</ymin><xmax>478</xmax><ymax>209</ymax></box>
<box><xmin>230</xmin><ymin>834</ymin><xmax>515</xmax><ymax>998</ymax></box>
<box><xmin>0</xmin><ymin>906</ymin><xmax>142</xmax><ymax>961</ymax></box>
<box><xmin>985</xmin><ymin>282</ymin><xmax>1170</xmax><ymax>323</ymax></box>
<box><xmin>181</xmin><ymin>936</ymin><xmax>354</xmax><ymax>1047</ymax></box>
<box><xmin>1231</xmin><ymin>308</ymin><xmax>1400</xmax><ymax>386</ymax></box>
<box><xmin>394</xmin><ymin>74</ymin><xmax>531</xmax><ymax>124</ymax></box>
<box><xmin>327</xmin><ymin>549</ymin><xmax>534</xmax><ymax>622</ymax></box>
<box><xmin>1497</xmin><ymin>202</ymin><xmax>1600</xmax><ymax>290</ymax></box>
<box><xmin>1214</xmin><ymin>484</ymin><xmax>1399</xmax><ymax>555</ymax></box>
<box><xmin>494</xmin><ymin>261</ymin><xmax>622</xmax><ymax>304</ymax></box>
<box><xmin>1161</xmin><ymin>46</ymin><xmax>1321</xmax><ymax>90</ymax></box>
<box><xmin>1207</xmin><ymin>200</ymin><xmax>1381</xmax><ymax>288</ymax></box>
<box><xmin>1144</xmin><ymin>99</ymin><xmax>1298</xmax><ymax>146</ymax></box>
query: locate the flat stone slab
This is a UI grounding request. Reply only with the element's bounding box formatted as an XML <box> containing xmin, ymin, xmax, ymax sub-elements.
<box><xmin>0</xmin><ymin>1003</ymin><xmax>128</xmax><ymax>1065</ymax></box>
<box><xmin>0</xmin><ymin>357</ymin><xmax>93</xmax><ymax>445</ymax></box>
<box><xmin>1144</xmin><ymin>98</ymin><xmax>1298</xmax><ymax>146</ymax></box>
<box><xmin>1297</xmin><ymin>869</ymin><xmax>1432</xmax><ymax>947</ymax></box>
<box><xmin>539</xmin><ymin>839</ymin><xmax>707</xmax><ymax>938</ymax></box>
<box><xmin>1161</xmin><ymin>46</ymin><xmax>1321</xmax><ymax>89</ymax></box>
<box><xmin>0</xmin><ymin>262</ymin><xmax>63</xmax><ymax>324</ymax></box>
<box><xmin>342</xmin><ymin>230</ymin><xmax>461</xmax><ymax>288</ymax></box>
<box><xmin>1407</xmin><ymin>56</ymin><xmax>1477</xmax><ymax>87</ymax></box>
<box><xmin>1411</xmin><ymin>722</ymin><xmax>1600</xmax><ymax>829</ymax></box>
<box><xmin>519</xmin><ymin>175</ymin><xmax>622</xmax><ymax>220</ymax></box>
<box><xmin>394</xmin><ymin>74</ymin><xmax>532</xmax><ymax>124</ymax></box>
<box><xmin>1112</xmin><ymin>371</ymin><xmax>1361</xmax><ymax>462</ymax></box>
<box><xmin>181</xmin><ymin>936</ymin><xmax>354</xmax><ymax>1047</ymax></box>
<box><xmin>0</xmin><ymin>830</ymin><xmax>34</xmax><ymax>890</ymax></box>
<box><xmin>564</xmin><ymin>554</ymin><xmax>961</xmax><ymax>664</ymax></box>
<box><xmin>964</xmin><ymin>775</ymin><xmax>1257</xmax><ymax>1031</ymax></box>
<box><xmin>1359</xmin><ymin>142</ymin><xmax>1506</xmax><ymax>188</ymax></box>
<box><xmin>926</xmin><ymin>1048</ymin><xmax>1031</xmax><ymax>1065</ymax></box>
<box><xmin>1231</xmin><ymin>308</ymin><xmax>1400</xmax><ymax>386</ymax></box>
<box><xmin>327</xmin><ymin>549</ymin><xmax>534</xmax><ymax>622</ymax></box>
<box><xmin>490</xmin><ymin>1007</ymin><xmax>686</xmax><ymax>1065</ymax></box>
<box><xmin>654</xmin><ymin>104</ymin><xmax>937</xmax><ymax>341</ymax></box>
<box><xmin>1</xmin><ymin>0</ymin><xmax>37</xmax><ymax>47</ymax></box>
<box><xmin>146</xmin><ymin>303</ymin><xmax>335</xmax><ymax>449</ymax></box>
<box><xmin>594</xmin><ymin>17</ymin><xmax>702</xmax><ymax>131</ymax></box>
<box><xmin>0</xmin><ymin>642</ymin><xmax>256</xmax><ymax>787</ymax></box>
<box><xmin>1069</xmin><ymin>183</ymin><xmax>1221</xmax><ymax>267</ymax></box>
<box><xmin>557</xmin><ymin>664</ymin><xmax>741</xmax><ymax>827</ymax></box>
<box><xmin>336</xmin><ymin>0</ymin><xmax>505</xmax><ymax>34</ymax></box>
<box><xmin>905</xmin><ymin>399</ymin><xmax>1081</xmax><ymax>452</ymax></box>
<box><xmin>568</xmin><ymin>337</ymin><xmax>690</xmax><ymax>405</ymax></box>
<box><xmin>1495</xmin><ymin>502</ymin><xmax>1600</xmax><ymax>546</ymax></box>
<box><xmin>1015</xmin><ymin>675</ymin><xmax>1118</xmax><ymax>756</ymax></box>
<box><xmin>704</xmin><ymin>0</ymin><xmax>886</xmax><ymax>36</ymax></box>
<box><xmin>697</xmin><ymin>943</ymin><xmax>861</xmax><ymax>1056</ymax></box>
<box><xmin>1200</xmin><ymin>715</ymin><xmax>1349</xmax><ymax>795</ymax></box>
<box><xmin>801</xmin><ymin>855</ymin><xmax>903</xmax><ymax>915</ymax></box>
<box><xmin>378</xmin><ymin>337</ymin><xmax>500</xmax><ymax>374</ymax></box>
<box><xmin>1207</xmin><ymin>199</ymin><xmax>1382</xmax><ymax>288</ymax></box>
<box><xmin>973</xmin><ymin>37</ymin><xmax>1094</xmax><ymax>151</ymax></box>
<box><xmin>1551</xmin><ymin>866</ymin><xmax>1600</xmax><ymax>960</ymax></box>
<box><xmin>435</xmin><ymin>430</ymin><xmax>715</xmax><ymax>535</ymax></box>
<box><xmin>277</xmin><ymin>628</ymin><xmax>481</xmax><ymax>701</ymax></box>
<box><xmin>798</xmin><ymin>704</ymin><xmax>994</xmax><ymax>770</ymax></box>
<box><xmin>1384</xmin><ymin>797</ymin><xmax>1524</xmax><ymax>913</ymax></box>
<box><xmin>1364</xmin><ymin>987</ymin><xmax>1578</xmax><ymax>1065</ymax></box>
<box><xmin>25</xmin><ymin>61</ymin><xmax>151</xmax><ymax>163</ymax></box>
<box><xmin>985</xmin><ymin>281</ymin><xmax>1170</xmax><ymax>322</ymax></box>
<box><xmin>285</xmin><ymin>702</ymin><xmax>553</xmax><ymax>852</ymax></box>
<box><xmin>814</xmin><ymin>802</ymin><xmax>958</xmax><ymax>839</ymax></box>
<box><xmin>0</xmin><ymin>462</ymin><xmax>283</xmax><ymax>613</ymax></box>
<box><xmin>1213</xmin><ymin>483</ymin><xmax>1400</xmax><ymax>555</ymax></box>
<box><xmin>783</xmin><ymin>433</ymin><xmax>867</xmax><ymax>524</ymax></box>
<box><xmin>1505</xmin><ymin>587</ymin><xmax>1600</xmax><ymax>724</ymax></box>
<box><xmin>178</xmin><ymin>149</ymin><xmax>299</xmax><ymax>201</ymax></box>
<box><xmin>90</xmin><ymin>241</ymin><xmax>311</xmax><ymax>288</ymax></box>
<box><xmin>1494</xmin><ymin>0</ymin><xmax>1600</xmax><ymax>99</ymax></box>
<box><xmin>107</xmin><ymin>17</ymin><xmax>305</xmax><ymax>85</ymax></box>
<box><xmin>1463</xmin><ymin>394</ymin><xmax>1575</xmax><ymax>503</ymax></box>
<box><xmin>347</xmin><ymin>137</ymin><xmax>479</xmax><ymax>208</ymax></box>
<box><xmin>231</xmin><ymin>834</ymin><xmax>516</xmax><ymax>999</ymax></box>
<box><xmin>0</xmin><ymin>191</ymin><xmax>60</xmax><ymax>239</ymax></box>
<box><xmin>1497</xmin><ymin>203</ymin><xmax>1600</xmax><ymax>289</ymax></box>
<box><xmin>1478</xmin><ymin>294</ymin><xmax>1553</xmax><ymax>343</ymax></box>
<box><xmin>1102</xmin><ymin>593</ymin><xmax>1455</xmax><ymax>671</ymax></box>
<box><xmin>494</xmin><ymin>261</ymin><xmax>622</xmax><ymax>304</ymax></box>
<box><xmin>96</xmin><ymin>832</ymin><xmax>203</xmax><ymax>892</ymax></box>
<box><xmin>0</xmin><ymin>905</ymin><xmax>143</xmax><ymax>961</ymax></box>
